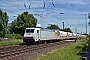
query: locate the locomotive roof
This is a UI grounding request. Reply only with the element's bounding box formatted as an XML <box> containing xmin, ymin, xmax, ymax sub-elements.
<box><xmin>26</xmin><ymin>28</ymin><xmax>58</xmax><ymax>32</ymax></box>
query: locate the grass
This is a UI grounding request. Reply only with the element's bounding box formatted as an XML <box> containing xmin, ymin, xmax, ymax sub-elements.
<box><xmin>0</xmin><ymin>39</ymin><xmax>23</xmax><ymax>47</ymax></box>
<box><xmin>34</xmin><ymin>39</ymin><xmax>87</xmax><ymax>60</ymax></box>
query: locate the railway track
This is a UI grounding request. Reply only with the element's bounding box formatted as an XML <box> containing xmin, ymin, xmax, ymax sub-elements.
<box><xmin>0</xmin><ymin>40</ymin><xmax>74</xmax><ymax>60</ymax></box>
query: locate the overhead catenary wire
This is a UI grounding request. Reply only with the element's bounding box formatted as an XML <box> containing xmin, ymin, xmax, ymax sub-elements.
<box><xmin>0</xmin><ymin>0</ymin><xmax>18</xmax><ymax>7</ymax></box>
<box><xmin>0</xmin><ymin>0</ymin><xmax>21</xmax><ymax>17</ymax></box>
<box><xmin>0</xmin><ymin>0</ymin><xmax>31</xmax><ymax>15</ymax></box>
<box><xmin>0</xmin><ymin>0</ymin><xmax>58</xmax><ymax>15</ymax></box>
<box><xmin>34</xmin><ymin>13</ymin><xmax>62</xmax><ymax>25</ymax></box>
<box><xmin>0</xmin><ymin>0</ymin><xmax>64</xmax><ymax>25</ymax></box>
<box><xmin>0</xmin><ymin>0</ymin><xmax>22</xmax><ymax>13</ymax></box>
<box><xmin>0</xmin><ymin>0</ymin><xmax>62</xmax><ymax>17</ymax></box>
<box><xmin>10</xmin><ymin>12</ymin><xmax>19</xmax><ymax>15</ymax></box>
<box><xmin>0</xmin><ymin>0</ymin><xmax>60</xmax><ymax>13</ymax></box>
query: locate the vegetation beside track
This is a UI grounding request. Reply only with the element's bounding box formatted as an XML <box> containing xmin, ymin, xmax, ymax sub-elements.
<box><xmin>35</xmin><ymin>39</ymin><xmax>87</xmax><ymax>60</ymax></box>
<box><xmin>4</xmin><ymin>34</ymin><xmax>23</xmax><ymax>39</ymax></box>
<box><xmin>0</xmin><ymin>33</ymin><xmax>24</xmax><ymax>47</ymax></box>
<box><xmin>87</xmin><ymin>35</ymin><xmax>90</xmax><ymax>51</ymax></box>
<box><xmin>0</xmin><ymin>39</ymin><xmax>23</xmax><ymax>47</ymax></box>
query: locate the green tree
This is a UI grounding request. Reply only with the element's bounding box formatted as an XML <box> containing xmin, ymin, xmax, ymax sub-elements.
<box><xmin>9</xmin><ymin>12</ymin><xmax>37</xmax><ymax>35</ymax></box>
<box><xmin>0</xmin><ymin>9</ymin><xmax>9</xmax><ymax>37</ymax></box>
<box><xmin>88</xmin><ymin>13</ymin><xmax>90</xmax><ymax>26</ymax></box>
<box><xmin>88</xmin><ymin>21</ymin><xmax>90</xmax><ymax>26</ymax></box>
<box><xmin>63</xmin><ymin>28</ymin><xmax>72</xmax><ymax>33</ymax></box>
<box><xmin>46</xmin><ymin>24</ymin><xmax>60</xmax><ymax>30</ymax></box>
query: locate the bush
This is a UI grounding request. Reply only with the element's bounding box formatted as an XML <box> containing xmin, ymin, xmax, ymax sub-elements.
<box><xmin>0</xmin><ymin>39</ymin><xmax>23</xmax><ymax>47</ymax></box>
<box><xmin>4</xmin><ymin>33</ymin><xmax>23</xmax><ymax>39</ymax></box>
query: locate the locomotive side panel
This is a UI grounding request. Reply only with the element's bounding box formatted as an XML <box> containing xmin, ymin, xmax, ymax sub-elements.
<box><xmin>39</xmin><ymin>30</ymin><xmax>56</xmax><ymax>40</ymax></box>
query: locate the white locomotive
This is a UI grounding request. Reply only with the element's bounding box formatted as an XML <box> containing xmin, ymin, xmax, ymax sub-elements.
<box><xmin>23</xmin><ymin>24</ymin><xmax>86</xmax><ymax>43</ymax></box>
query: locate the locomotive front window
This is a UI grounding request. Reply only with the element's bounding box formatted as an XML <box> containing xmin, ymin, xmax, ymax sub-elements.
<box><xmin>26</xmin><ymin>29</ymin><xmax>34</xmax><ymax>33</ymax></box>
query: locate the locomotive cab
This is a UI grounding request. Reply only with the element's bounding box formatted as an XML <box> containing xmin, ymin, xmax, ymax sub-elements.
<box><xmin>23</xmin><ymin>28</ymin><xmax>41</xmax><ymax>43</ymax></box>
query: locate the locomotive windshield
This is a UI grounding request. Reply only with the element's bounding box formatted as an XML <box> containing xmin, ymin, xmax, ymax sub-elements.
<box><xmin>26</xmin><ymin>29</ymin><xmax>34</xmax><ymax>33</ymax></box>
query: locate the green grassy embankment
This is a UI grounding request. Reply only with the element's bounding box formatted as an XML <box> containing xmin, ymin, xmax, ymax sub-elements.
<box><xmin>0</xmin><ymin>39</ymin><xmax>23</xmax><ymax>47</ymax></box>
<box><xmin>34</xmin><ymin>39</ymin><xmax>87</xmax><ymax>60</ymax></box>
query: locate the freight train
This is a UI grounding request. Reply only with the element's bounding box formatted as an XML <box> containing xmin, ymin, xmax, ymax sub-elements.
<box><xmin>23</xmin><ymin>24</ymin><xmax>86</xmax><ymax>44</ymax></box>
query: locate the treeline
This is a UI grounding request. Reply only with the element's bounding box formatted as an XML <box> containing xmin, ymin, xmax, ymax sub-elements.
<box><xmin>0</xmin><ymin>9</ymin><xmax>8</xmax><ymax>37</ymax></box>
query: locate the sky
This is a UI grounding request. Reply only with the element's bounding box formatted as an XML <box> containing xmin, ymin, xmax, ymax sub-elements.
<box><xmin>0</xmin><ymin>0</ymin><xmax>90</xmax><ymax>34</ymax></box>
